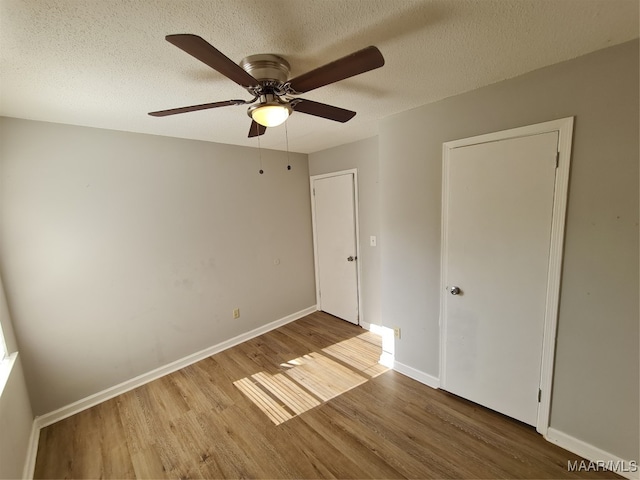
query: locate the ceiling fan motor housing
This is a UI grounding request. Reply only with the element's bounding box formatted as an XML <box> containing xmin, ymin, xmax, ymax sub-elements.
<box><xmin>239</xmin><ymin>54</ymin><xmax>290</xmax><ymax>83</ymax></box>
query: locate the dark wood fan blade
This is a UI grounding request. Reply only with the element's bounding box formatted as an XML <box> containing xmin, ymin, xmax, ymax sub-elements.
<box><xmin>248</xmin><ymin>120</ymin><xmax>266</xmax><ymax>137</ymax></box>
<box><xmin>149</xmin><ymin>100</ymin><xmax>241</xmax><ymax>117</ymax></box>
<box><xmin>166</xmin><ymin>34</ymin><xmax>260</xmax><ymax>89</ymax></box>
<box><xmin>288</xmin><ymin>46</ymin><xmax>384</xmax><ymax>94</ymax></box>
<box><xmin>292</xmin><ymin>99</ymin><xmax>356</xmax><ymax>123</ymax></box>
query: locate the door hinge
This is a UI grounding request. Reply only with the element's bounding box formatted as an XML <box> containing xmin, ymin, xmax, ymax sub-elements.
<box><xmin>538</xmin><ymin>388</ymin><xmax>542</xmax><ymax>403</ymax></box>
<box><xmin>555</xmin><ymin>151</ymin><xmax>559</xmax><ymax>168</ymax></box>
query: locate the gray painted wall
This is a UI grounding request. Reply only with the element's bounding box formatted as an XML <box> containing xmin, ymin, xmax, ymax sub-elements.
<box><xmin>379</xmin><ymin>40</ymin><xmax>638</xmax><ymax>460</ymax></box>
<box><xmin>309</xmin><ymin>137</ymin><xmax>381</xmax><ymax>327</ymax></box>
<box><xmin>0</xmin><ymin>119</ymin><xmax>317</xmax><ymax>415</ymax></box>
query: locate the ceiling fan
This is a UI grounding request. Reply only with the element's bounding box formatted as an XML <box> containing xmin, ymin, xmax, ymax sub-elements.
<box><xmin>149</xmin><ymin>34</ymin><xmax>385</xmax><ymax>137</ymax></box>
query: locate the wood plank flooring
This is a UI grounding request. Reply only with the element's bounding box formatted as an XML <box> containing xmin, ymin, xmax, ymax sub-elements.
<box><xmin>34</xmin><ymin>312</ymin><xmax>618</xmax><ymax>479</ymax></box>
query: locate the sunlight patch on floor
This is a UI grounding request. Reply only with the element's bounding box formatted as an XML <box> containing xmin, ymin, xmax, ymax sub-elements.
<box><xmin>252</xmin><ymin>371</ymin><xmax>321</xmax><ymax>415</ymax></box>
<box><xmin>234</xmin><ymin>377</ymin><xmax>293</xmax><ymax>425</ymax></box>
<box><xmin>322</xmin><ymin>334</ymin><xmax>389</xmax><ymax>378</ymax></box>
<box><xmin>233</xmin><ymin>332</ymin><xmax>389</xmax><ymax>425</ymax></box>
<box><xmin>284</xmin><ymin>352</ymin><xmax>367</xmax><ymax>402</ymax></box>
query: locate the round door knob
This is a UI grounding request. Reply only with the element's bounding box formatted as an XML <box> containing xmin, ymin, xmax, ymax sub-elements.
<box><xmin>347</xmin><ymin>256</ymin><xmax>355</xmax><ymax>262</ymax></box>
<box><xmin>450</xmin><ymin>286</ymin><xmax>461</xmax><ymax>295</ymax></box>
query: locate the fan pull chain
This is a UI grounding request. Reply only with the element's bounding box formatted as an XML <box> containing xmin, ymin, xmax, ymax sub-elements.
<box><xmin>285</xmin><ymin>121</ymin><xmax>292</xmax><ymax>171</ymax></box>
<box><xmin>256</xmin><ymin>123</ymin><xmax>264</xmax><ymax>174</ymax></box>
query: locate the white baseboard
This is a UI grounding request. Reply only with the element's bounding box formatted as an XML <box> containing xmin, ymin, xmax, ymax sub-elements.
<box><xmin>33</xmin><ymin>305</ymin><xmax>316</xmax><ymax>431</ymax></box>
<box><xmin>393</xmin><ymin>360</ymin><xmax>440</xmax><ymax>389</ymax></box>
<box><xmin>546</xmin><ymin>427</ymin><xmax>639</xmax><ymax>480</ymax></box>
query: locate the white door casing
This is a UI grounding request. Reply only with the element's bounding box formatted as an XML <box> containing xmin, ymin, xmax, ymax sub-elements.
<box><xmin>440</xmin><ymin>117</ymin><xmax>574</xmax><ymax>434</ymax></box>
<box><xmin>310</xmin><ymin>170</ymin><xmax>361</xmax><ymax>325</ymax></box>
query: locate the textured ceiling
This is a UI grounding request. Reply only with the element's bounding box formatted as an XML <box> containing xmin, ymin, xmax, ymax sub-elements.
<box><xmin>1</xmin><ymin>0</ymin><xmax>638</xmax><ymax>154</ymax></box>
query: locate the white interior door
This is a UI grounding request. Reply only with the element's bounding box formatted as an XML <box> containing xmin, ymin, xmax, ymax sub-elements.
<box><xmin>311</xmin><ymin>172</ymin><xmax>359</xmax><ymax>324</ymax></box>
<box><xmin>441</xmin><ymin>131</ymin><xmax>558</xmax><ymax>426</ymax></box>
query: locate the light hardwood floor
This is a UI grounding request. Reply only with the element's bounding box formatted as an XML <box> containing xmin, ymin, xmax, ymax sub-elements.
<box><xmin>34</xmin><ymin>312</ymin><xmax>618</xmax><ymax>479</ymax></box>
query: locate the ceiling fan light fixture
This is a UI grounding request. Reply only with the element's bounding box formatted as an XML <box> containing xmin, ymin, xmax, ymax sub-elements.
<box><xmin>249</xmin><ymin>102</ymin><xmax>292</xmax><ymax>127</ymax></box>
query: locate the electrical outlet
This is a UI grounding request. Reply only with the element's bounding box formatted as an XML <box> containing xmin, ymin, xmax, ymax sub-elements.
<box><xmin>393</xmin><ymin>327</ymin><xmax>401</xmax><ymax>339</ymax></box>
<box><xmin>233</xmin><ymin>308</ymin><xmax>240</xmax><ymax>319</ymax></box>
